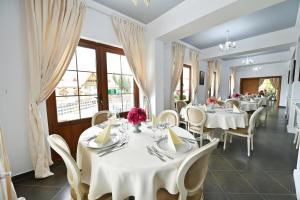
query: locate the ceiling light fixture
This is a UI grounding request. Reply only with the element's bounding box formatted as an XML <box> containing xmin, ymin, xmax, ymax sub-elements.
<box><xmin>219</xmin><ymin>30</ymin><xmax>236</xmax><ymax>52</ymax></box>
<box><xmin>242</xmin><ymin>56</ymin><xmax>254</xmax><ymax>65</ymax></box>
<box><xmin>132</xmin><ymin>0</ymin><xmax>150</xmax><ymax>6</ymax></box>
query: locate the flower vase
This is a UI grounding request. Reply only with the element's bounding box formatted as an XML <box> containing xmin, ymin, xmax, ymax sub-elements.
<box><xmin>133</xmin><ymin>123</ymin><xmax>141</xmax><ymax>133</ymax></box>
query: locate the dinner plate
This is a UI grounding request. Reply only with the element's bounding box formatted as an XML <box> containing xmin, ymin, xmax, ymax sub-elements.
<box><xmin>156</xmin><ymin>137</ymin><xmax>192</xmax><ymax>153</ymax></box>
<box><xmin>87</xmin><ymin>134</ymin><xmax>120</xmax><ymax>149</ymax></box>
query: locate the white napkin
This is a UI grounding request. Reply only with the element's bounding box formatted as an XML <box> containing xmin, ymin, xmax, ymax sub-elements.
<box><xmin>108</xmin><ymin>114</ymin><xmax>118</xmax><ymax>124</ymax></box>
<box><xmin>250</xmin><ymin>98</ymin><xmax>255</xmax><ymax>103</ymax></box>
<box><xmin>232</xmin><ymin>105</ymin><xmax>241</xmax><ymax>113</ymax></box>
<box><xmin>152</xmin><ymin>115</ymin><xmax>158</xmax><ymax>128</ymax></box>
<box><xmin>203</xmin><ymin>104</ymin><xmax>208</xmax><ymax>111</ymax></box>
<box><xmin>218</xmin><ymin>97</ymin><xmax>222</xmax><ymax>101</ymax></box>
<box><xmin>95</xmin><ymin>125</ymin><xmax>112</xmax><ymax>144</ymax></box>
<box><xmin>167</xmin><ymin>128</ymin><xmax>183</xmax><ymax>152</ymax></box>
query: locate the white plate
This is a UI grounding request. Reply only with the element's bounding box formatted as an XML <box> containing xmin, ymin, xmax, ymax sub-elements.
<box><xmin>87</xmin><ymin>134</ymin><xmax>120</xmax><ymax>149</ymax></box>
<box><xmin>156</xmin><ymin>137</ymin><xmax>192</xmax><ymax>153</ymax></box>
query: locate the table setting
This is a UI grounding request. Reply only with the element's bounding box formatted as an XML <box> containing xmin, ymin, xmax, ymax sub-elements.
<box><xmin>77</xmin><ymin>108</ymin><xmax>199</xmax><ymax>200</ymax></box>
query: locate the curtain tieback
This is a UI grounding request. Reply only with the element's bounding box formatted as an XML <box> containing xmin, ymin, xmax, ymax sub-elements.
<box><xmin>0</xmin><ymin>171</ymin><xmax>11</xmax><ymax>179</ymax></box>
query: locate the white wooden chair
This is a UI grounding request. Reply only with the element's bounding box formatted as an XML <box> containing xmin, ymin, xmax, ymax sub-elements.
<box><xmin>186</xmin><ymin>106</ymin><xmax>213</xmax><ymax>147</ymax></box>
<box><xmin>47</xmin><ymin>134</ymin><xmax>112</xmax><ymax>200</ymax></box>
<box><xmin>225</xmin><ymin>99</ymin><xmax>240</xmax><ymax>109</ymax></box>
<box><xmin>157</xmin><ymin>139</ymin><xmax>219</xmax><ymax>200</ymax></box>
<box><xmin>91</xmin><ymin>110</ymin><xmax>111</xmax><ymax>126</ymax></box>
<box><xmin>158</xmin><ymin>110</ymin><xmax>179</xmax><ymax>126</ymax></box>
<box><xmin>294</xmin><ymin>106</ymin><xmax>300</xmax><ymax>149</ymax></box>
<box><xmin>175</xmin><ymin>100</ymin><xmax>188</xmax><ymax>128</ymax></box>
<box><xmin>223</xmin><ymin>107</ymin><xmax>264</xmax><ymax>157</ymax></box>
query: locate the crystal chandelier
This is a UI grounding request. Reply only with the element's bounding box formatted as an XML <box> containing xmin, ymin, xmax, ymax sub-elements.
<box><xmin>132</xmin><ymin>0</ymin><xmax>150</xmax><ymax>6</ymax></box>
<box><xmin>242</xmin><ymin>56</ymin><xmax>254</xmax><ymax>65</ymax></box>
<box><xmin>219</xmin><ymin>30</ymin><xmax>236</xmax><ymax>52</ymax></box>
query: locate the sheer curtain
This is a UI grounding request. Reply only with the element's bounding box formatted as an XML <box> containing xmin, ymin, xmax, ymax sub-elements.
<box><xmin>190</xmin><ymin>49</ymin><xmax>200</xmax><ymax>104</ymax></box>
<box><xmin>170</xmin><ymin>42</ymin><xmax>186</xmax><ymax>109</ymax></box>
<box><xmin>206</xmin><ymin>61</ymin><xmax>213</xmax><ymax>98</ymax></box>
<box><xmin>0</xmin><ymin>128</ymin><xmax>19</xmax><ymax>200</ymax></box>
<box><xmin>215</xmin><ymin>61</ymin><xmax>221</xmax><ymax>98</ymax></box>
<box><xmin>207</xmin><ymin>60</ymin><xmax>220</xmax><ymax>98</ymax></box>
<box><xmin>230</xmin><ymin>67</ymin><xmax>236</xmax><ymax>95</ymax></box>
<box><xmin>112</xmin><ymin>16</ymin><xmax>151</xmax><ymax>116</ymax></box>
<box><xmin>25</xmin><ymin>0</ymin><xmax>86</xmax><ymax>178</ymax></box>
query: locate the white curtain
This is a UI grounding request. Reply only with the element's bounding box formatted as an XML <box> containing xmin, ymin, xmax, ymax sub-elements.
<box><xmin>206</xmin><ymin>61</ymin><xmax>212</xmax><ymax>99</ymax></box>
<box><xmin>112</xmin><ymin>16</ymin><xmax>151</xmax><ymax>116</ymax></box>
<box><xmin>170</xmin><ymin>42</ymin><xmax>186</xmax><ymax>109</ymax></box>
<box><xmin>0</xmin><ymin>128</ymin><xmax>20</xmax><ymax>200</ymax></box>
<box><xmin>230</xmin><ymin>67</ymin><xmax>236</xmax><ymax>95</ymax></box>
<box><xmin>190</xmin><ymin>49</ymin><xmax>200</xmax><ymax>103</ymax></box>
<box><xmin>215</xmin><ymin>61</ymin><xmax>221</xmax><ymax>98</ymax></box>
<box><xmin>25</xmin><ymin>0</ymin><xmax>86</xmax><ymax>178</ymax></box>
<box><xmin>207</xmin><ymin>60</ymin><xmax>220</xmax><ymax>98</ymax></box>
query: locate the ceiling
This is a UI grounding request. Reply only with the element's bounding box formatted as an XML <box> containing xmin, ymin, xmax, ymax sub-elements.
<box><xmin>182</xmin><ymin>0</ymin><xmax>300</xmax><ymax>49</ymax></box>
<box><xmin>93</xmin><ymin>0</ymin><xmax>185</xmax><ymax>24</ymax></box>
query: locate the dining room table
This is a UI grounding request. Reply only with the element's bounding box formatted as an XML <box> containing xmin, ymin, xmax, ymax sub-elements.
<box><xmin>180</xmin><ymin>106</ymin><xmax>249</xmax><ymax>130</ymax></box>
<box><xmin>239</xmin><ymin>100</ymin><xmax>258</xmax><ymax>112</ymax></box>
<box><xmin>77</xmin><ymin>123</ymin><xmax>198</xmax><ymax>200</ymax></box>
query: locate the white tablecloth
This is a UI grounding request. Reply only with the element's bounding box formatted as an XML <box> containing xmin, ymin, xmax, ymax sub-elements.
<box><xmin>240</xmin><ymin>101</ymin><xmax>258</xmax><ymax>111</ymax></box>
<box><xmin>180</xmin><ymin>107</ymin><xmax>248</xmax><ymax>130</ymax></box>
<box><xmin>77</xmin><ymin>126</ymin><xmax>198</xmax><ymax>200</ymax></box>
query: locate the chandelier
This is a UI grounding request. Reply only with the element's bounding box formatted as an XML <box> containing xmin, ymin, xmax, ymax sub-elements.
<box><xmin>219</xmin><ymin>30</ymin><xmax>236</xmax><ymax>52</ymax></box>
<box><xmin>242</xmin><ymin>56</ymin><xmax>254</xmax><ymax>65</ymax></box>
<box><xmin>132</xmin><ymin>0</ymin><xmax>150</xmax><ymax>6</ymax></box>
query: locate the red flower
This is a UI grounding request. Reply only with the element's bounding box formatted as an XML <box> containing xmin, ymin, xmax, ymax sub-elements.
<box><xmin>232</xmin><ymin>93</ymin><xmax>241</xmax><ymax>98</ymax></box>
<box><xmin>127</xmin><ymin>107</ymin><xmax>147</xmax><ymax>125</ymax></box>
<box><xmin>207</xmin><ymin>97</ymin><xmax>217</xmax><ymax>104</ymax></box>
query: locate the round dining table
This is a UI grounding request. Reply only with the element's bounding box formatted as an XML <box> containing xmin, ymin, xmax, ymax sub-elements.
<box><xmin>180</xmin><ymin>106</ymin><xmax>248</xmax><ymax>130</ymax></box>
<box><xmin>239</xmin><ymin>100</ymin><xmax>258</xmax><ymax>111</ymax></box>
<box><xmin>77</xmin><ymin>125</ymin><xmax>198</xmax><ymax>200</ymax></box>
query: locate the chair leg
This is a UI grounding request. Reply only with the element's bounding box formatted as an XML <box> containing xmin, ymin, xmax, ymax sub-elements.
<box><xmin>223</xmin><ymin>132</ymin><xmax>227</xmax><ymax>150</ymax></box>
<box><xmin>247</xmin><ymin>137</ymin><xmax>250</xmax><ymax>157</ymax></box>
<box><xmin>251</xmin><ymin>135</ymin><xmax>254</xmax><ymax>151</ymax></box>
<box><xmin>200</xmin><ymin>134</ymin><xmax>203</xmax><ymax>147</ymax></box>
<box><xmin>296</xmin><ymin>130</ymin><xmax>300</xmax><ymax>149</ymax></box>
<box><xmin>230</xmin><ymin>135</ymin><xmax>233</xmax><ymax>143</ymax></box>
<box><xmin>294</xmin><ymin>131</ymin><xmax>298</xmax><ymax>144</ymax></box>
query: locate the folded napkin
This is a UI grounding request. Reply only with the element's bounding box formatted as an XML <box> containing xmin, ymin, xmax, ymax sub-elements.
<box><xmin>95</xmin><ymin>125</ymin><xmax>112</xmax><ymax>144</ymax></box>
<box><xmin>232</xmin><ymin>105</ymin><xmax>241</xmax><ymax>113</ymax></box>
<box><xmin>203</xmin><ymin>104</ymin><xmax>208</xmax><ymax>111</ymax></box>
<box><xmin>108</xmin><ymin>114</ymin><xmax>118</xmax><ymax>124</ymax></box>
<box><xmin>152</xmin><ymin>115</ymin><xmax>158</xmax><ymax>128</ymax></box>
<box><xmin>167</xmin><ymin>128</ymin><xmax>183</xmax><ymax>152</ymax></box>
<box><xmin>218</xmin><ymin>97</ymin><xmax>222</xmax><ymax>101</ymax></box>
<box><xmin>250</xmin><ymin>98</ymin><xmax>255</xmax><ymax>103</ymax></box>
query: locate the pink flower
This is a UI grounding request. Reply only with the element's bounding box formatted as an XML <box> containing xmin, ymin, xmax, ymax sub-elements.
<box><xmin>207</xmin><ymin>97</ymin><xmax>217</xmax><ymax>104</ymax></box>
<box><xmin>127</xmin><ymin>107</ymin><xmax>147</xmax><ymax>125</ymax></box>
<box><xmin>232</xmin><ymin>93</ymin><xmax>241</xmax><ymax>98</ymax></box>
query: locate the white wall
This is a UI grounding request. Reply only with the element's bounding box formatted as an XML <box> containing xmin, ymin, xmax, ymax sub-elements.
<box><xmin>234</xmin><ymin>62</ymin><xmax>290</xmax><ymax>106</ymax></box>
<box><xmin>0</xmin><ymin>0</ymin><xmax>33</xmax><ymax>175</ymax></box>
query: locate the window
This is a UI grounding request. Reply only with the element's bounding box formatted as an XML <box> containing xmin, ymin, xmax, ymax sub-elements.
<box><xmin>48</xmin><ymin>40</ymin><xmax>139</xmax><ymax>123</ymax></box>
<box><xmin>106</xmin><ymin>52</ymin><xmax>135</xmax><ymax>113</ymax></box>
<box><xmin>55</xmin><ymin>46</ymin><xmax>98</xmax><ymax>122</ymax></box>
<box><xmin>174</xmin><ymin>65</ymin><xmax>191</xmax><ymax>102</ymax></box>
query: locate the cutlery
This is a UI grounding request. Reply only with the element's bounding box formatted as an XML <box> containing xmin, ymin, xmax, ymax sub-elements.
<box><xmin>179</xmin><ymin>137</ymin><xmax>196</xmax><ymax>143</ymax></box>
<box><xmin>146</xmin><ymin>146</ymin><xmax>166</xmax><ymax>162</ymax></box>
<box><xmin>98</xmin><ymin>146</ymin><xmax>125</xmax><ymax>157</ymax></box>
<box><xmin>151</xmin><ymin>146</ymin><xmax>174</xmax><ymax>160</ymax></box>
<box><xmin>97</xmin><ymin>141</ymin><xmax>127</xmax><ymax>154</ymax></box>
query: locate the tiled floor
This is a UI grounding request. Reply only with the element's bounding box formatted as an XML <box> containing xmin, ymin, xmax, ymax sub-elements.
<box><xmin>13</xmin><ymin>106</ymin><xmax>297</xmax><ymax>200</ymax></box>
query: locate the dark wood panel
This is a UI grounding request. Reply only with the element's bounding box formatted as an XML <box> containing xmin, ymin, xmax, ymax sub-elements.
<box><xmin>240</xmin><ymin>78</ymin><xmax>259</xmax><ymax>94</ymax></box>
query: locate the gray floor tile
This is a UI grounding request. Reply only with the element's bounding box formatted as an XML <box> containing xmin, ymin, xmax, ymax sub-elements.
<box><xmin>227</xmin><ymin>193</ymin><xmax>264</xmax><ymax>200</ymax></box>
<box><xmin>263</xmin><ymin>194</ymin><xmax>297</xmax><ymax>200</ymax></box>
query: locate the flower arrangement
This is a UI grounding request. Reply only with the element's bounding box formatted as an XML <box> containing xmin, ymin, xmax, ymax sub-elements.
<box><xmin>232</xmin><ymin>93</ymin><xmax>241</xmax><ymax>99</ymax></box>
<box><xmin>127</xmin><ymin>107</ymin><xmax>147</xmax><ymax>125</ymax></box>
<box><xmin>207</xmin><ymin>96</ymin><xmax>217</xmax><ymax>104</ymax></box>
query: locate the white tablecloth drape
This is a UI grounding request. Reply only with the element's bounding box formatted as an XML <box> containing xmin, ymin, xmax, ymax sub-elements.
<box><xmin>180</xmin><ymin>107</ymin><xmax>248</xmax><ymax>130</ymax></box>
<box><xmin>240</xmin><ymin>101</ymin><xmax>258</xmax><ymax>111</ymax></box>
<box><xmin>77</xmin><ymin>126</ymin><xmax>198</xmax><ymax>200</ymax></box>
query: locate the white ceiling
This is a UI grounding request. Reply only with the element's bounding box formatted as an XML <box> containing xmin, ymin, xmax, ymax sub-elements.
<box><xmin>182</xmin><ymin>0</ymin><xmax>300</xmax><ymax>49</ymax></box>
<box><xmin>93</xmin><ymin>0</ymin><xmax>185</xmax><ymax>24</ymax></box>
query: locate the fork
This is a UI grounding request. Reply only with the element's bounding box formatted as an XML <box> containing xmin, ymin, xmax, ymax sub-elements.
<box><xmin>146</xmin><ymin>146</ymin><xmax>166</xmax><ymax>162</ymax></box>
<box><xmin>151</xmin><ymin>146</ymin><xmax>174</xmax><ymax>160</ymax></box>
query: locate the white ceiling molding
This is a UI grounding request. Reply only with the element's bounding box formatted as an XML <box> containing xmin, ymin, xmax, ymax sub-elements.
<box><xmin>200</xmin><ymin>27</ymin><xmax>297</xmax><ymax>60</ymax></box>
<box><xmin>146</xmin><ymin>0</ymin><xmax>284</xmax><ymax>41</ymax></box>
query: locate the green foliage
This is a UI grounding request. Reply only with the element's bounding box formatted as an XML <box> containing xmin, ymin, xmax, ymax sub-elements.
<box><xmin>112</xmin><ymin>74</ymin><xmax>131</xmax><ymax>93</ymax></box>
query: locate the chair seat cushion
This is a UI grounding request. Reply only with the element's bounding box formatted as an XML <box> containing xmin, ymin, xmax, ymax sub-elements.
<box><xmin>157</xmin><ymin>188</ymin><xmax>203</xmax><ymax>200</ymax></box>
<box><xmin>189</xmin><ymin>125</ymin><xmax>213</xmax><ymax>134</ymax></box>
<box><xmin>228</xmin><ymin>127</ymin><xmax>249</xmax><ymax>135</ymax></box>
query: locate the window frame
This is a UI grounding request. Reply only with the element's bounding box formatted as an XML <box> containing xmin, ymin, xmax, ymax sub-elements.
<box><xmin>177</xmin><ymin>64</ymin><xmax>191</xmax><ymax>102</ymax></box>
<box><xmin>46</xmin><ymin>39</ymin><xmax>139</xmax><ymax>127</ymax></box>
